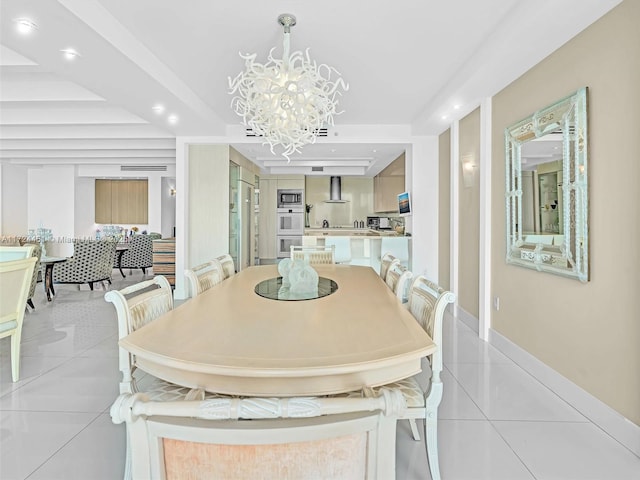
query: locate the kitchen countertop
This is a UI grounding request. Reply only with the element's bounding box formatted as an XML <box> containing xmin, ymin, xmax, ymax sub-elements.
<box><xmin>304</xmin><ymin>228</ymin><xmax>408</xmax><ymax>237</ymax></box>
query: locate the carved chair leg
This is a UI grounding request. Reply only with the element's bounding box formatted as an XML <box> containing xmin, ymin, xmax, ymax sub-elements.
<box><xmin>424</xmin><ymin>414</ymin><xmax>441</xmax><ymax>480</ymax></box>
<box><xmin>89</xmin><ymin>282</ymin><xmax>94</xmax><ymax>291</ymax></box>
<box><xmin>27</xmin><ymin>299</ymin><xmax>35</xmax><ymax>310</ymax></box>
<box><xmin>141</xmin><ymin>267</ymin><xmax>146</xmax><ymax>275</ymax></box>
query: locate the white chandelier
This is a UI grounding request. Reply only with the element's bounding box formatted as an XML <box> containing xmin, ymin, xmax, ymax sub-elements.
<box><xmin>228</xmin><ymin>14</ymin><xmax>348</xmax><ymax>160</ymax></box>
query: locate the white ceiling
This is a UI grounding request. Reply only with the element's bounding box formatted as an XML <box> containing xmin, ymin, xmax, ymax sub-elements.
<box><xmin>0</xmin><ymin>0</ymin><xmax>621</xmax><ymax>176</ymax></box>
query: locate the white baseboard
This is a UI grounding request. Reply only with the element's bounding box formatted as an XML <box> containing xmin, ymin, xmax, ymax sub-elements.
<box><xmin>456</xmin><ymin>305</ymin><xmax>479</xmax><ymax>333</ymax></box>
<box><xmin>489</xmin><ymin>328</ymin><xmax>640</xmax><ymax>458</ymax></box>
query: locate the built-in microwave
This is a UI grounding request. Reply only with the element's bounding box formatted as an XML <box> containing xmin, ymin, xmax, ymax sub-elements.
<box><xmin>277</xmin><ymin>189</ymin><xmax>303</xmax><ymax>209</ymax></box>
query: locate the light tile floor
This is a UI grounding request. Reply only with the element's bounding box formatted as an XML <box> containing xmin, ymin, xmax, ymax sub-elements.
<box><xmin>1</xmin><ymin>271</ymin><xmax>639</xmax><ymax>479</ymax></box>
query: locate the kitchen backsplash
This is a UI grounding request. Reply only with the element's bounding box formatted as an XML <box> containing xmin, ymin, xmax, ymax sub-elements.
<box><xmin>305</xmin><ymin>177</ymin><xmax>374</xmax><ymax>227</ymax></box>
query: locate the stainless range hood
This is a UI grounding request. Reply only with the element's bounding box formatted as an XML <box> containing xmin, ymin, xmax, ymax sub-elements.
<box><xmin>325</xmin><ymin>176</ymin><xmax>348</xmax><ymax>203</ymax></box>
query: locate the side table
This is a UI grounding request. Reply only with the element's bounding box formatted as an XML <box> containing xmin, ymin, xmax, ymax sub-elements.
<box><xmin>116</xmin><ymin>244</ymin><xmax>129</xmax><ymax>278</ymax></box>
<box><xmin>40</xmin><ymin>256</ymin><xmax>66</xmax><ymax>302</ymax></box>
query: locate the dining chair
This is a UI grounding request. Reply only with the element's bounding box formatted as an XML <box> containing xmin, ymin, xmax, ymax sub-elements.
<box><xmin>384</xmin><ymin>262</ymin><xmax>413</xmax><ymax>303</ymax></box>
<box><xmin>104</xmin><ymin>275</ymin><xmax>203</xmax><ymax>398</ymax></box>
<box><xmin>215</xmin><ymin>253</ymin><xmax>236</xmax><ymax>279</ymax></box>
<box><xmin>53</xmin><ymin>239</ymin><xmax>117</xmax><ymax>290</ymax></box>
<box><xmin>367</xmin><ymin>275</ymin><xmax>455</xmax><ymax>480</ymax></box>
<box><xmin>184</xmin><ymin>261</ymin><xmax>224</xmax><ymax>298</ymax></box>
<box><xmin>379</xmin><ymin>252</ymin><xmax>399</xmax><ymax>281</ymax></box>
<box><xmin>0</xmin><ymin>257</ymin><xmax>38</xmax><ymax>382</ymax></box>
<box><xmin>115</xmin><ymin>234</ymin><xmax>153</xmax><ymax>275</ymax></box>
<box><xmin>290</xmin><ymin>245</ymin><xmax>336</xmax><ymax>265</ymax></box>
<box><xmin>110</xmin><ymin>388</ymin><xmax>406</xmax><ymax>480</ymax></box>
<box><xmin>105</xmin><ymin>275</ymin><xmax>208</xmax><ymax>480</ymax></box>
<box><xmin>0</xmin><ymin>244</ymin><xmax>40</xmax><ymax>309</ymax></box>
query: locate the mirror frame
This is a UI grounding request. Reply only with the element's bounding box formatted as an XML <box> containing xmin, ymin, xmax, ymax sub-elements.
<box><xmin>505</xmin><ymin>87</ymin><xmax>589</xmax><ymax>282</ymax></box>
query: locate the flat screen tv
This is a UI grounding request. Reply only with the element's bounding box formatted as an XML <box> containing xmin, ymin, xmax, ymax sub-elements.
<box><xmin>398</xmin><ymin>191</ymin><xmax>411</xmax><ymax>216</ymax></box>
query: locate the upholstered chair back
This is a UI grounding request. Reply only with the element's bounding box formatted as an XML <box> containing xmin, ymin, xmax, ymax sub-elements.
<box><xmin>385</xmin><ymin>262</ymin><xmax>413</xmax><ymax>303</ymax></box>
<box><xmin>379</xmin><ymin>253</ymin><xmax>399</xmax><ymax>281</ymax></box>
<box><xmin>53</xmin><ymin>240</ymin><xmax>117</xmax><ymax>288</ymax></box>
<box><xmin>406</xmin><ymin>276</ymin><xmax>455</xmax><ymax>375</ymax></box>
<box><xmin>110</xmin><ymin>388</ymin><xmax>406</xmax><ymax>480</ymax></box>
<box><xmin>0</xmin><ymin>257</ymin><xmax>37</xmax><ymax>381</ymax></box>
<box><xmin>215</xmin><ymin>253</ymin><xmax>236</xmax><ymax>278</ymax></box>
<box><xmin>185</xmin><ymin>261</ymin><xmax>224</xmax><ymax>298</ymax></box>
<box><xmin>104</xmin><ymin>275</ymin><xmax>174</xmax><ymax>394</ymax></box>
<box><xmin>290</xmin><ymin>245</ymin><xmax>335</xmax><ymax>265</ymax></box>
<box><xmin>119</xmin><ymin>235</ymin><xmax>153</xmax><ymax>270</ymax></box>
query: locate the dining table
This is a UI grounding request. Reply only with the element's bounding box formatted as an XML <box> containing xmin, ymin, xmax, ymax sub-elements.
<box><xmin>119</xmin><ymin>264</ymin><xmax>435</xmax><ymax>397</ymax></box>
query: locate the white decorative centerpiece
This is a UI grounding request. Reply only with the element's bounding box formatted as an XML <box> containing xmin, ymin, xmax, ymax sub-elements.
<box><xmin>277</xmin><ymin>258</ymin><xmax>319</xmax><ymax>300</ymax></box>
<box><xmin>277</xmin><ymin>258</ymin><xmax>293</xmax><ymax>286</ymax></box>
<box><xmin>288</xmin><ymin>260</ymin><xmax>319</xmax><ymax>297</ymax></box>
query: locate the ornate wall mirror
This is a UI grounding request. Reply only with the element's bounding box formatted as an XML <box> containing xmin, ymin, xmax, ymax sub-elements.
<box><xmin>505</xmin><ymin>87</ymin><xmax>588</xmax><ymax>282</ymax></box>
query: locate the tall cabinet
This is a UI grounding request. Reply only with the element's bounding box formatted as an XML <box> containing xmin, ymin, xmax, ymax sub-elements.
<box><xmin>373</xmin><ymin>153</ymin><xmax>405</xmax><ymax>213</ymax></box>
<box><xmin>258</xmin><ymin>175</ymin><xmax>304</xmax><ymax>262</ymax></box>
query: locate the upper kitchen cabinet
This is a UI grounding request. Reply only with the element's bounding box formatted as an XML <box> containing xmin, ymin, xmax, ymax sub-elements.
<box><xmin>95</xmin><ymin>179</ymin><xmax>148</xmax><ymax>224</ymax></box>
<box><xmin>275</xmin><ymin>176</ymin><xmax>305</xmax><ymax>191</ymax></box>
<box><xmin>374</xmin><ymin>153</ymin><xmax>405</xmax><ymax>213</ymax></box>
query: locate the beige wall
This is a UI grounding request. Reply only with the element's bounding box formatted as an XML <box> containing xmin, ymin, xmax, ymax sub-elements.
<box><xmin>459</xmin><ymin>108</ymin><xmax>481</xmax><ymax>317</ymax></box>
<box><xmin>491</xmin><ymin>0</ymin><xmax>640</xmax><ymax>424</ymax></box>
<box><xmin>187</xmin><ymin>145</ymin><xmax>230</xmax><ymax>268</ymax></box>
<box><xmin>438</xmin><ymin>129</ymin><xmax>451</xmax><ymax>290</ymax></box>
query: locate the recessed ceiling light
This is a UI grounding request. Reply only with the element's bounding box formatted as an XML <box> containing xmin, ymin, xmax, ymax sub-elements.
<box><xmin>167</xmin><ymin>114</ymin><xmax>178</xmax><ymax>124</ymax></box>
<box><xmin>60</xmin><ymin>48</ymin><xmax>80</xmax><ymax>60</ymax></box>
<box><xmin>372</xmin><ymin>149</ymin><xmax>377</xmax><ymax>153</ymax></box>
<box><xmin>453</xmin><ymin>104</ymin><xmax>461</xmax><ymax>110</ymax></box>
<box><xmin>441</xmin><ymin>115</ymin><xmax>448</xmax><ymax>120</ymax></box>
<box><xmin>14</xmin><ymin>18</ymin><xmax>38</xmax><ymax>34</ymax></box>
<box><xmin>330</xmin><ymin>149</ymin><xmax>336</xmax><ymax>153</ymax></box>
<box><xmin>152</xmin><ymin>104</ymin><xmax>165</xmax><ymax>115</ymax></box>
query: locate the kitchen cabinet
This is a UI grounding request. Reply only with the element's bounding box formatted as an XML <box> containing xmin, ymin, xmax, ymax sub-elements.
<box><xmin>95</xmin><ymin>179</ymin><xmax>148</xmax><ymax>224</ymax></box>
<box><xmin>258</xmin><ymin>175</ymin><xmax>304</xmax><ymax>261</ymax></box>
<box><xmin>258</xmin><ymin>178</ymin><xmax>277</xmax><ymax>259</ymax></box>
<box><xmin>374</xmin><ymin>154</ymin><xmax>405</xmax><ymax>213</ymax></box>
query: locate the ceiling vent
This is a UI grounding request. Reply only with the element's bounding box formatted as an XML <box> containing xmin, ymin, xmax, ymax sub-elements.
<box><xmin>120</xmin><ymin>165</ymin><xmax>167</xmax><ymax>172</ymax></box>
<box><xmin>311</xmin><ymin>166</ymin><xmax>324</xmax><ymax>172</ymax></box>
<box><xmin>245</xmin><ymin>128</ymin><xmax>328</xmax><ymax>137</ymax></box>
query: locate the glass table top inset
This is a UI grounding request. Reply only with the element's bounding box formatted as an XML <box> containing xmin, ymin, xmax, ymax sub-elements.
<box><xmin>254</xmin><ymin>276</ymin><xmax>338</xmax><ymax>301</ymax></box>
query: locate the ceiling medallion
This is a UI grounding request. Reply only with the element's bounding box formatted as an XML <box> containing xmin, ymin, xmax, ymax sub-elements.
<box><xmin>228</xmin><ymin>13</ymin><xmax>348</xmax><ymax>161</ymax></box>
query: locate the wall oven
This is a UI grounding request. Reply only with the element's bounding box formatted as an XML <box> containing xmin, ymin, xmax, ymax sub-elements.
<box><xmin>277</xmin><ymin>211</ymin><xmax>304</xmax><ymax>236</ymax></box>
<box><xmin>277</xmin><ymin>189</ymin><xmax>304</xmax><ymax>209</ymax></box>
<box><xmin>277</xmin><ymin>236</ymin><xmax>302</xmax><ymax>258</ymax></box>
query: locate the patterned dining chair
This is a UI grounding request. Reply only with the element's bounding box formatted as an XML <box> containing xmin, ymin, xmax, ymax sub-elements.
<box><xmin>53</xmin><ymin>239</ymin><xmax>117</xmax><ymax>290</ymax></box>
<box><xmin>117</xmin><ymin>234</ymin><xmax>153</xmax><ymax>275</ymax></box>
<box><xmin>184</xmin><ymin>261</ymin><xmax>224</xmax><ymax>298</ymax></box>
